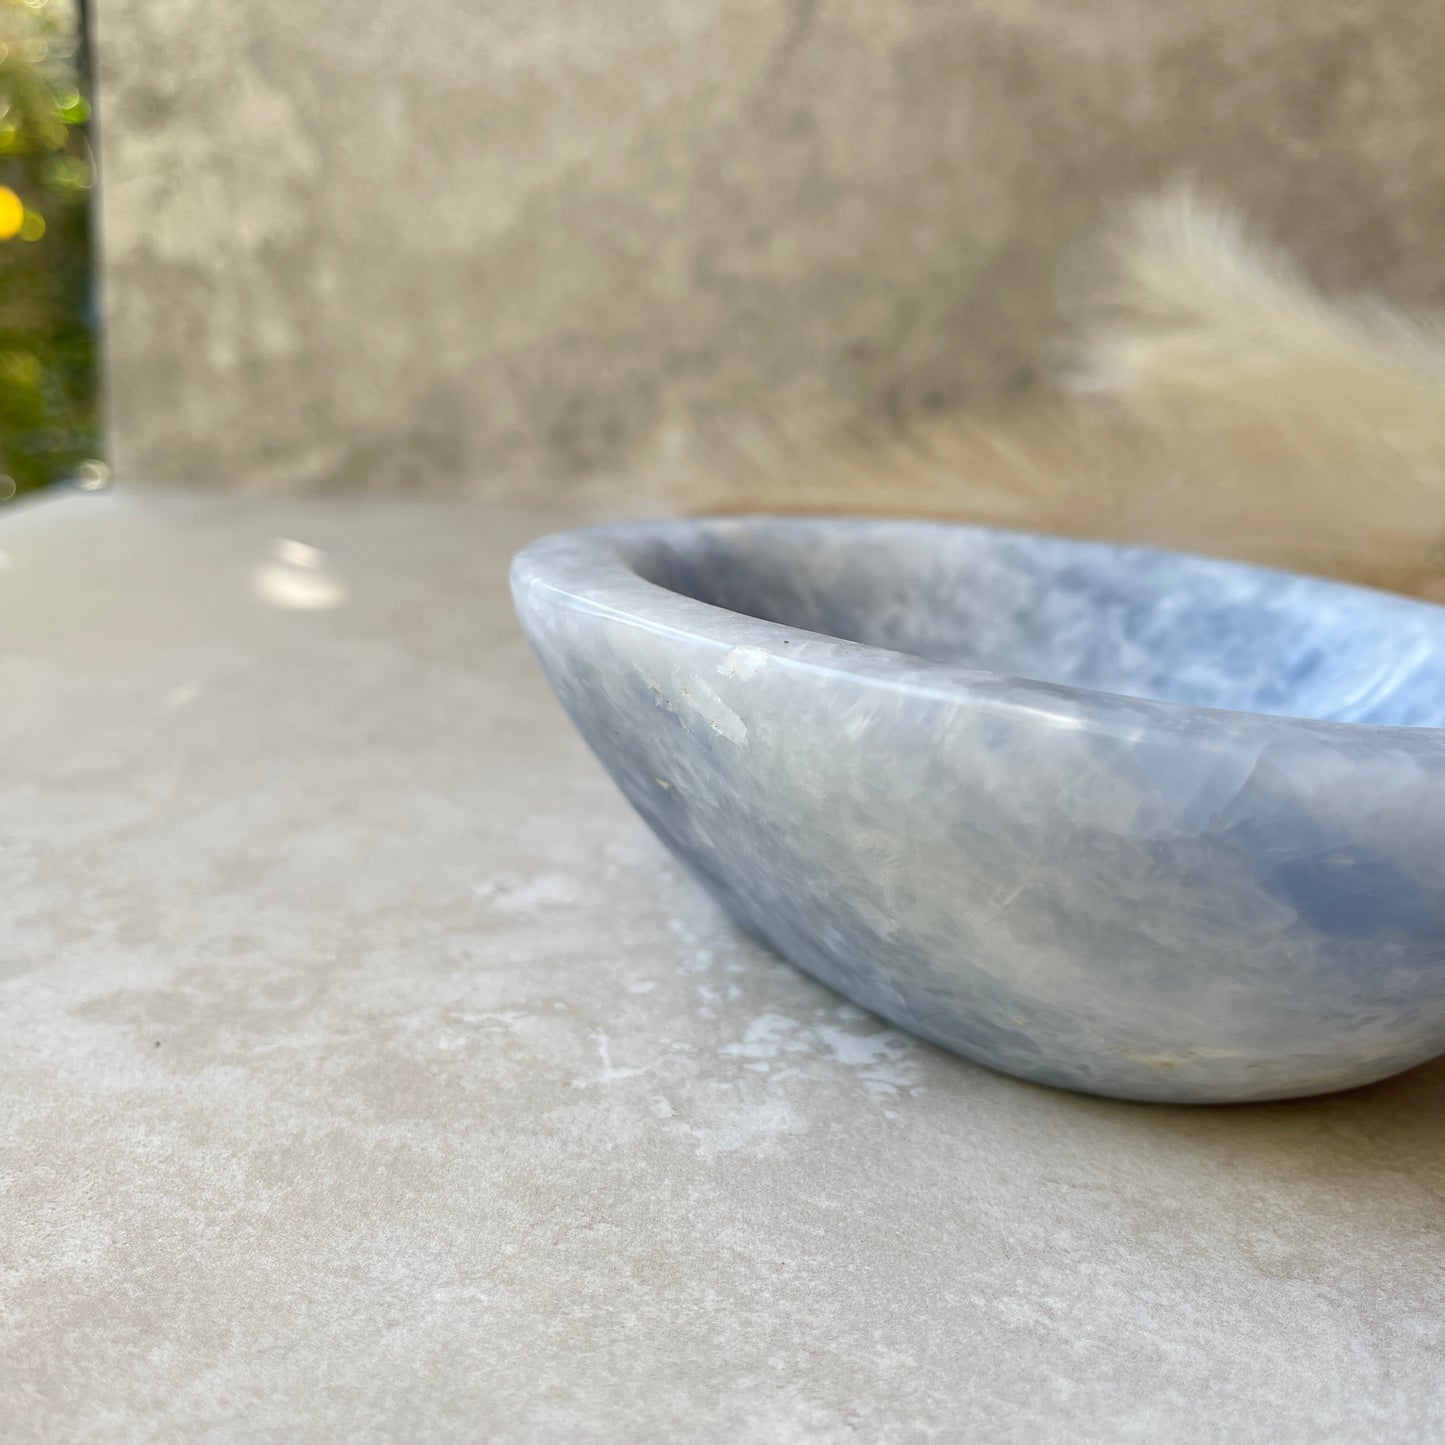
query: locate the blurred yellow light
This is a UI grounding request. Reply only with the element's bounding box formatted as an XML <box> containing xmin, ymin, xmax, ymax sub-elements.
<box><xmin>0</xmin><ymin>187</ymin><xmax>22</xmax><ymax>241</ymax></box>
<box><xmin>19</xmin><ymin>209</ymin><xmax>45</xmax><ymax>241</ymax></box>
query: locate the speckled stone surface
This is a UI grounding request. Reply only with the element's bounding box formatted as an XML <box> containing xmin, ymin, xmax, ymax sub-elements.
<box><xmin>5</xmin><ymin>492</ymin><xmax>1445</xmax><ymax>1441</ymax></box>
<box><xmin>514</xmin><ymin>518</ymin><xmax>1445</xmax><ymax>1103</ymax></box>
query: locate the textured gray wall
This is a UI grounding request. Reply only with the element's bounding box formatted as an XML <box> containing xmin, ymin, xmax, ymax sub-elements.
<box><xmin>96</xmin><ymin>1</ymin><xmax>1445</xmax><ymax>495</ymax></box>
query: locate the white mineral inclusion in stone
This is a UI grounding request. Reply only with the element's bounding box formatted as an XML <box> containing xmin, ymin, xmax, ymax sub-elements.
<box><xmin>677</xmin><ymin>677</ymin><xmax>748</xmax><ymax>745</ymax></box>
<box><xmin>717</xmin><ymin>645</ymin><xmax>771</xmax><ymax>679</ymax></box>
<box><xmin>512</xmin><ymin>517</ymin><xmax>1445</xmax><ymax>1104</ymax></box>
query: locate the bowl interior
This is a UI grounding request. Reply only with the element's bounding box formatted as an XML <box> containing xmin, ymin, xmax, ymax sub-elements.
<box><xmin>627</xmin><ymin>519</ymin><xmax>1445</xmax><ymax>727</ymax></box>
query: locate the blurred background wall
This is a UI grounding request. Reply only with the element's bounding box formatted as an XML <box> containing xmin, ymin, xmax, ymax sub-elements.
<box><xmin>94</xmin><ymin>0</ymin><xmax>1445</xmax><ymax>499</ymax></box>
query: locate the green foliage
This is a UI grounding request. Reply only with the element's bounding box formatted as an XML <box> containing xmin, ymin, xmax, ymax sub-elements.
<box><xmin>0</xmin><ymin>0</ymin><xmax>97</xmax><ymax>497</ymax></box>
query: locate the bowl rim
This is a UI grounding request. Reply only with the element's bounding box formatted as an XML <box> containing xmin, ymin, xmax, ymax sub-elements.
<box><xmin>511</xmin><ymin>515</ymin><xmax>1445</xmax><ymax>748</ymax></box>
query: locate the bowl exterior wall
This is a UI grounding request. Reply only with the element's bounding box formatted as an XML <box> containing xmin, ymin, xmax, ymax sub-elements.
<box><xmin>513</xmin><ymin>528</ymin><xmax>1445</xmax><ymax>1103</ymax></box>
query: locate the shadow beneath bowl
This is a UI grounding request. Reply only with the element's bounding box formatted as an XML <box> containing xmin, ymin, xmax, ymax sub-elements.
<box><xmin>1039</xmin><ymin>1051</ymin><xmax>1445</xmax><ymax>1213</ymax></box>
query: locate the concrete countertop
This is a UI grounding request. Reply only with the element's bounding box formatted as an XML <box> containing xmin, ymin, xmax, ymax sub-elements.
<box><xmin>4</xmin><ymin>490</ymin><xmax>1443</xmax><ymax>1443</ymax></box>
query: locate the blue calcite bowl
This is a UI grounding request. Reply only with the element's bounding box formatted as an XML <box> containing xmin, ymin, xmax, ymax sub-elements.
<box><xmin>511</xmin><ymin>518</ymin><xmax>1445</xmax><ymax>1103</ymax></box>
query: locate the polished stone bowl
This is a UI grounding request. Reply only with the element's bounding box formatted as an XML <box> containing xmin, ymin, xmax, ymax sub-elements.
<box><xmin>512</xmin><ymin>518</ymin><xmax>1445</xmax><ymax>1103</ymax></box>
